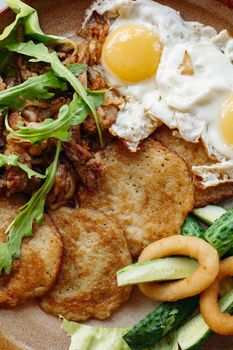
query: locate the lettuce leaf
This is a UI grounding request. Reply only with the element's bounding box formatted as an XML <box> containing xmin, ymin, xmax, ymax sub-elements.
<box><xmin>0</xmin><ymin>154</ymin><xmax>45</xmax><ymax>179</ymax></box>
<box><xmin>6</xmin><ymin>92</ymin><xmax>104</xmax><ymax>143</ymax></box>
<box><xmin>0</xmin><ymin>0</ymin><xmax>65</xmax><ymax>47</ymax></box>
<box><xmin>62</xmin><ymin>319</ymin><xmax>130</xmax><ymax>350</ymax></box>
<box><xmin>67</xmin><ymin>63</ymin><xmax>87</xmax><ymax>77</ymax></box>
<box><xmin>0</xmin><ymin>71</ymin><xmax>67</xmax><ymax>110</ymax></box>
<box><xmin>0</xmin><ymin>142</ymin><xmax>61</xmax><ymax>274</ymax></box>
<box><xmin>7</xmin><ymin>41</ymin><xmax>103</xmax><ymax>145</ymax></box>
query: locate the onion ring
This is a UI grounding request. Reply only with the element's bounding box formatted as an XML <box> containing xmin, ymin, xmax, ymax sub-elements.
<box><xmin>138</xmin><ymin>235</ymin><xmax>219</xmax><ymax>301</ymax></box>
<box><xmin>200</xmin><ymin>256</ymin><xmax>233</xmax><ymax>335</ymax></box>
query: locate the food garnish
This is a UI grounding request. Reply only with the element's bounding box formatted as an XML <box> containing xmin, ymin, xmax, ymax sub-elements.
<box><xmin>200</xmin><ymin>257</ymin><xmax>233</xmax><ymax>336</ymax></box>
<box><xmin>0</xmin><ymin>71</ymin><xmax>67</xmax><ymax>111</ymax></box>
<box><xmin>66</xmin><ymin>63</ymin><xmax>87</xmax><ymax>76</ymax></box>
<box><xmin>62</xmin><ymin>319</ymin><xmax>130</xmax><ymax>350</ymax></box>
<box><xmin>123</xmin><ymin>297</ymin><xmax>199</xmax><ymax>350</ymax></box>
<box><xmin>204</xmin><ymin>208</ymin><xmax>233</xmax><ymax>256</ymax></box>
<box><xmin>0</xmin><ymin>0</ymin><xmax>64</xmax><ymax>48</ymax></box>
<box><xmin>0</xmin><ymin>154</ymin><xmax>45</xmax><ymax>179</ymax></box>
<box><xmin>117</xmin><ymin>257</ymin><xmax>198</xmax><ymax>286</ymax></box>
<box><xmin>192</xmin><ymin>204</ymin><xmax>226</xmax><ymax>225</ymax></box>
<box><xmin>181</xmin><ymin>214</ymin><xmax>205</xmax><ymax>239</ymax></box>
<box><xmin>6</xmin><ymin>41</ymin><xmax>103</xmax><ymax>145</ymax></box>
<box><xmin>6</xmin><ymin>92</ymin><xmax>104</xmax><ymax>144</ymax></box>
<box><xmin>0</xmin><ymin>142</ymin><xmax>61</xmax><ymax>274</ymax></box>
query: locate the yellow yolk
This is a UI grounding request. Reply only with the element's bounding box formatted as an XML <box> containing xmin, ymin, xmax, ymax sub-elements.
<box><xmin>220</xmin><ymin>96</ymin><xmax>233</xmax><ymax>145</ymax></box>
<box><xmin>102</xmin><ymin>24</ymin><xmax>163</xmax><ymax>83</ymax></box>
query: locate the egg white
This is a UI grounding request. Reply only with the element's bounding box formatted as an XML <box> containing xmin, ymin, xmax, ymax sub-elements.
<box><xmin>86</xmin><ymin>0</ymin><xmax>233</xmax><ymax>187</ymax></box>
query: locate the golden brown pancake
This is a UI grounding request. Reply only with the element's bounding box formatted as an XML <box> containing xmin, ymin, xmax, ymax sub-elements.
<box><xmin>39</xmin><ymin>207</ymin><xmax>132</xmax><ymax>321</ymax></box>
<box><xmin>78</xmin><ymin>139</ymin><xmax>194</xmax><ymax>257</ymax></box>
<box><xmin>0</xmin><ymin>195</ymin><xmax>63</xmax><ymax>307</ymax></box>
<box><xmin>154</xmin><ymin>125</ymin><xmax>233</xmax><ymax>207</ymax></box>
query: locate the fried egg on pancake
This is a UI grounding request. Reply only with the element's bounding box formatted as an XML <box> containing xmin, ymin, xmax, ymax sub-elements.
<box><xmin>85</xmin><ymin>0</ymin><xmax>233</xmax><ymax>188</ymax></box>
<box><xmin>0</xmin><ymin>196</ymin><xmax>62</xmax><ymax>307</ymax></box>
<box><xmin>78</xmin><ymin>139</ymin><xmax>194</xmax><ymax>257</ymax></box>
<box><xmin>39</xmin><ymin>208</ymin><xmax>132</xmax><ymax>321</ymax></box>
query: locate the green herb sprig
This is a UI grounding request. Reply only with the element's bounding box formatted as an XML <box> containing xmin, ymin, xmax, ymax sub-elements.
<box><xmin>7</xmin><ymin>41</ymin><xmax>103</xmax><ymax>145</ymax></box>
<box><xmin>0</xmin><ymin>142</ymin><xmax>61</xmax><ymax>274</ymax></box>
<box><xmin>0</xmin><ymin>154</ymin><xmax>45</xmax><ymax>179</ymax></box>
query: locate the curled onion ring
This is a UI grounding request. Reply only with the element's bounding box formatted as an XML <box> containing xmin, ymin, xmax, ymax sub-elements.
<box><xmin>138</xmin><ymin>235</ymin><xmax>219</xmax><ymax>301</ymax></box>
<box><xmin>200</xmin><ymin>256</ymin><xmax>233</xmax><ymax>335</ymax></box>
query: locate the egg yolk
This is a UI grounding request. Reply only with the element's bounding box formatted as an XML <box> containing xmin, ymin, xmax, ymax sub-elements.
<box><xmin>102</xmin><ymin>24</ymin><xmax>163</xmax><ymax>83</ymax></box>
<box><xmin>220</xmin><ymin>96</ymin><xmax>233</xmax><ymax>145</ymax></box>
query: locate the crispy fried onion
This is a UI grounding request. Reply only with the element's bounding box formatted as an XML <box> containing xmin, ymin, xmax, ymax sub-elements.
<box><xmin>200</xmin><ymin>257</ymin><xmax>233</xmax><ymax>335</ymax></box>
<box><xmin>138</xmin><ymin>235</ymin><xmax>219</xmax><ymax>301</ymax></box>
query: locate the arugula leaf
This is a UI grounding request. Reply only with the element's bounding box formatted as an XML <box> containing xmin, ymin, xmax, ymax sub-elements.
<box><xmin>0</xmin><ymin>154</ymin><xmax>45</xmax><ymax>179</ymax></box>
<box><xmin>7</xmin><ymin>41</ymin><xmax>103</xmax><ymax>145</ymax></box>
<box><xmin>6</xmin><ymin>92</ymin><xmax>104</xmax><ymax>144</ymax></box>
<box><xmin>67</xmin><ymin>64</ymin><xmax>87</xmax><ymax>77</ymax></box>
<box><xmin>0</xmin><ymin>71</ymin><xmax>67</xmax><ymax>110</ymax></box>
<box><xmin>0</xmin><ymin>142</ymin><xmax>61</xmax><ymax>274</ymax></box>
<box><xmin>0</xmin><ymin>0</ymin><xmax>64</xmax><ymax>47</ymax></box>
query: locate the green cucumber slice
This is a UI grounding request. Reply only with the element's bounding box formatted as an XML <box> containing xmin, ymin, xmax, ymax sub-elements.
<box><xmin>192</xmin><ymin>205</ymin><xmax>226</xmax><ymax>225</ymax></box>
<box><xmin>181</xmin><ymin>214</ymin><xmax>205</xmax><ymax>239</ymax></box>
<box><xmin>177</xmin><ymin>289</ymin><xmax>233</xmax><ymax>350</ymax></box>
<box><xmin>151</xmin><ymin>332</ymin><xmax>178</xmax><ymax>350</ymax></box>
<box><xmin>204</xmin><ymin>208</ymin><xmax>233</xmax><ymax>256</ymax></box>
<box><xmin>123</xmin><ymin>297</ymin><xmax>199</xmax><ymax>350</ymax></box>
<box><xmin>117</xmin><ymin>257</ymin><xmax>198</xmax><ymax>286</ymax></box>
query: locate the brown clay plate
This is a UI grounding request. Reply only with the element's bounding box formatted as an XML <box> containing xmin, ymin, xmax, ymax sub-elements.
<box><xmin>1</xmin><ymin>0</ymin><xmax>233</xmax><ymax>349</ymax></box>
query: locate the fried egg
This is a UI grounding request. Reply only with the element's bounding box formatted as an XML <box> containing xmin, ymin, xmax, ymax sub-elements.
<box><xmin>86</xmin><ymin>0</ymin><xmax>233</xmax><ymax>188</ymax></box>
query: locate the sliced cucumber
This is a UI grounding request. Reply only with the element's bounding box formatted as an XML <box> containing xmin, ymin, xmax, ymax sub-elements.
<box><xmin>192</xmin><ymin>205</ymin><xmax>226</xmax><ymax>225</ymax></box>
<box><xmin>62</xmin><ymin>319</ymin><xmax>130</xmax><ymax>350</ymax></box>
<box><xmin>204</xmin><ymin>208</ymin><xmax>233</xmax><ymax>256</ymax></box>
<box><xmin>117</xmin><ymin>257</ymin><xmax>198</xmax><ymax>286</ymax></box>
<box><xmin>177</xmin><ymin>288</ymin><xmax>233</xmax><ymax>350</ymax></box>
<box><xmin>151</xmin><ymin>332</ymin><xmax>178</xmax><ymax>350</ymax></box>
<box><xmin>181</xmin><ymin>214</ymin><xmax>205</xmax><ymax>239</ymax></box>
<box><xmin>123</xmin><ymin>297</ymin><xmax>199</xmax><ymax>350</ymax></box>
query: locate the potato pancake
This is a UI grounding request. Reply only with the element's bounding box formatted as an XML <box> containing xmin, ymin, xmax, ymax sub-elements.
<box><xmin>39</xmin><ymin>208</ymin><xmax>132</xmax><ymax>321</ymax></box>
<box><xmin>78</xmin><ymin>139</ymin><xmax>194</xmax><ymax>257</ymax></box>
<box><xmin>0</xmin><ymin>196</ymin><xmax>62</xmax><ymax>307</ymax></box>
<box><xmin>154</xmin><ymin>125</ymin><xmax>233</xmax><ymax>207</ymax></box>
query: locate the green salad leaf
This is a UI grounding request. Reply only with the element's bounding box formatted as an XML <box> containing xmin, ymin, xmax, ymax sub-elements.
<box><xmin>6</xmin><ymin>41</ymin><xmax>103</xmax><ymax>145</ymax></box>
<box><xmin>62</xmin><ymin>319</ymin><xmax>130</xmax><ymax>350</ymax></box>
<box><xmin>0</xmin><ymin>71</ymin><xmax>67</xmax><ymax>110</ymax></box>
<box><xmin>6</xmin><ymin>91</ymin><xmax>104</xmax><ymax>144</ymax></box>
<box><xmin>0</xmin><ymin>0</ymin><xmax>65</xmax><ymax>47</ymax></box>
<box><xmin>67</xmin><ymin>63</ymin><xmax>87</xmax><ymax>77</ymax></box>
<box><xmin>0</xmin><ymin>154</ymin><xmax>45</xmax><ymax>179</ymax></box>
<box><xmin>0</xmin><ymin>142</ymin><xmax>61</xmax><ymax>274</ymax></box>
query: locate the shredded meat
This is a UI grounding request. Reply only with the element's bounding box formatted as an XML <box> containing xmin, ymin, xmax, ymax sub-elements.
<box><xmin>83</xmin><ymin>105</ymin><xmax>118</xmax><ymax>134</ymax></box>
<box><xmin>46</xmin><ymin>160</ymin><xmax>77</xmax><ymax>210</ymax></box>
<box><xmin>88</xmin><ymin>66</ymin><xmax>107</xmax><ymax>90</ymax></box>
<box><xmin>77</xmin><ymin>13</ymin><xmax>109</xmax><ymax>66</ymax></box>
<box><xmin>17</xmin><ymin>55</ymin><xmax>49</xmax><ymax>82</ymax></box>
<box><xmin>57</xmin><ymin>39</ymin><xmax>79</xmax><ymax>66</ymax></box>
<box><xmin>83</xmin><ymin>89</ymin><xmax>124</xmax><ymax>134</ymax></box>
<box><xmin>6</xmin><ymin>167</ymin><xmax>28</xmax><ymax>194</ymax></box>
<box><xmin>0</xmin><ymin>15</ymin><xmax>122</xmax><ymax>207</ymax></box>
<box><xmin>62</xmin><ymin>140</ymin><xmax>105</xmax><ymax>192</ymax></box>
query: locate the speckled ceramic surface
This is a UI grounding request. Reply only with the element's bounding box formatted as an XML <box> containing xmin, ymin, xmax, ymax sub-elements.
<box><xmin>1</xmin><ymin>1</ymin><xmax>233</xmax><ymax>349</ymax></box>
